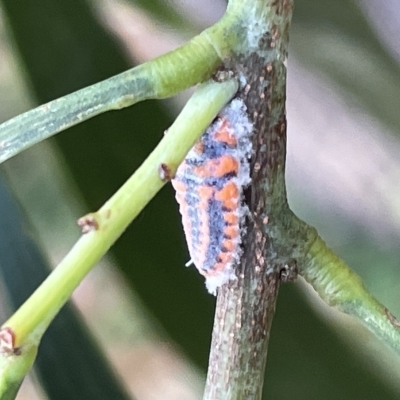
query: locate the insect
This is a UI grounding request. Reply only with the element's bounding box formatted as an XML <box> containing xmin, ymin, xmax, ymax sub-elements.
<box><xmin>171</xmin><ymin>99</ymin><xmax>253</xmax><ymax>293</ymax></box>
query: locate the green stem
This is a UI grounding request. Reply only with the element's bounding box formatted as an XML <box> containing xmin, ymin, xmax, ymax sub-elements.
<box><xmin>300</xmin><ymin>234</ymin><xmax>400</xmax><ymax>354</ymax></box>
<box><xmin>0</xmin><ymin>0</ymin><xmax>262</xmax><ymax>166</ymax></box>
<box><xmin>0</xmin><ymin>21</ymin><xmax>232</xmax><ymax>164</ymax></box>
<box><xmin>0</xmin><ymin>340</ymin><xmax>37</xmax><ymax>400</ymax></box>
<box><xmin>1</xmin><ymin>78</ymin><xmax>238</xmax><ymax>348</ymax></box>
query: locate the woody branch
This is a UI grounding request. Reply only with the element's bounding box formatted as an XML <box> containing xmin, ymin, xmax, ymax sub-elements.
<box><xmin>204</xmin><ymin>1</ymin><xmax>400</xmax><ymax>398</ymax></box>
<box><xmin>204</xmin><ymin>0</ymin><xmax>299</xmax><ymax>399</ymax></box>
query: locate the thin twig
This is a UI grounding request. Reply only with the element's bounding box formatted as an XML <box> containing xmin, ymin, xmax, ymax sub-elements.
<box><xmin>0</xmin><ymin>78</ymin><xmax>238</xmax><ymax>350</ymax></box>
<box><xmin>300</xmin><ymin>234</ymin><xmax>400</xmax><ymax>354</ymax></box>
<box><xmin>0</xmin><ymin>25</ymin><xmax>227</xmax><ymax>164</ymax></box>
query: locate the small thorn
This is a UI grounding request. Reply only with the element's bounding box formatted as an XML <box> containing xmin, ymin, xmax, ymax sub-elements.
<box><xmin>158</xmin><ymin>163</ymin><xmax>174</xmax><ymax>182</ymax></box>
<box><xmin>77</xmin><ymin>213</ymin><xmax>99</xmax><ymax>233</ymax></box>
<box><xmin>0</xmin><ymin>327</ymin><xmax>19</xmax><ymax>355</ymax></box>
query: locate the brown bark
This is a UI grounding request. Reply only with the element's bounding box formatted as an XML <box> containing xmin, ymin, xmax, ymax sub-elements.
<box><xmin>204</xmin><ymin>1</ymin><xmax>295</xmax><ymax>399</ymax></box>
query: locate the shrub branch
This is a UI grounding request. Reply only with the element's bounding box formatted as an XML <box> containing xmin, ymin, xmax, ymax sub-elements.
<box><xmin>0</xmin><ymin>78</ymin><xmax>238</xmax><ymax>397</ymax></box>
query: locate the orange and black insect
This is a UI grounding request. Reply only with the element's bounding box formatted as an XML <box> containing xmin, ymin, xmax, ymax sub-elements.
<box><xmin>172</xmin><ymin>99</ymin><xmax>253</xmax><ymax>293</ymax></box>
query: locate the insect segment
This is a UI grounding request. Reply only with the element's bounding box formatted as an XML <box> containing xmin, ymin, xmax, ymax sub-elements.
<box><xmin>171</xmin><ymin>99</ymin><xmax>253</xmax><ymax>294</ymax></box>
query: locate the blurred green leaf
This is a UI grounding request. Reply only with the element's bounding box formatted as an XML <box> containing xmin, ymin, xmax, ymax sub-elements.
<box><xmin>0</xmin><ymin>177</ymin><xmax>131</xmax><ymax>399</ymax></box>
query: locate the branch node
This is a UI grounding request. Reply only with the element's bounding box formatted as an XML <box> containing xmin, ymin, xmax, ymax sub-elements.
<box><xmin>212</xmin><ymin>65</ymin><xmax>235</xmax><ymax>83</ymax></box>
<box><xmin>77</xmin><ymin>213</ymin><xmax>99</xmax><ymax>233</ymax></box>
<box><xmin>0</xmin><ymin>327</ymin><xmax>20</xmax><ymax>355</ymax></box>
<box><xmin>279</xmin><ymin>261</ymin><xmax>298</xmax><ymax>283</ymax></box>
<box><xmin>158</xmin><ymin>163</ymin><xmax>174</xmax><ymax>181</ymax></box>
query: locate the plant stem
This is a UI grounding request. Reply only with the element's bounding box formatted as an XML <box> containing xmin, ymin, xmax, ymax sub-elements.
<box><xmin>300</xmin><ymin>234</ymin><xmax>400</xmax><ymax>354</ymax></box>
<box><xmin>0</xmin><ymin>78</ymin><xmax>238</xmax><ymax>349</ymax></box>
<box><xmin>0</xmin><ymin>0</ymin><xmax>273</xmax><ymax>166</ymax></box>
<box><xmin>0</xmin><ymin>339</ymin><xmax>37</xmax><ymax>400</ymax></box>
<box><xmin>204</xmin><ymin>0</ymin><xmax>294</xmax><ymax>399</ymax></box>
<box><xmin>0</xmin><ymin>22</ymin><xmax>231</xmax><ymax>164</ymax></box>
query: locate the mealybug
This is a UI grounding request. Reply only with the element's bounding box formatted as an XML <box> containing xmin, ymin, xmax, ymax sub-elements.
<box><xmin>172</xmin><ymin>99</ymin><xmax>253</xmax><ymax>293</ymax></box>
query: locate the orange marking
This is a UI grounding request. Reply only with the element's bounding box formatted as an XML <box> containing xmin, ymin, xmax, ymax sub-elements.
<box><xmin>215</xmin><ymin>182</ymin><xmax>239</xmax><ymax>210</ymax></box>
<box><xmin>223</xmin><ymin>240</ymin><xmax>235</xmax><ymax>252</ymax></box>
<box><xmin>198</xmin><ymin>185</ymin><xmax>214</xmax><ymax>199</ymax></box>
<box><xmin>213</xmin><ymin>120</ymin><xmax>237</xmax><ymax>146</ymax></box>
<box><xmin>192</xmin><ymin>156</ymin><xmax>238</xmax><ymax>179</ymax></box>
<box><xmin>224</xmin><ymin>226</ymin><xmax>238</xmax><ymax>238</ymax></box>
<box><xmin>224</xmin><ymin>212</ymin><xmax>238</xmax><ymax>225</ymax></box>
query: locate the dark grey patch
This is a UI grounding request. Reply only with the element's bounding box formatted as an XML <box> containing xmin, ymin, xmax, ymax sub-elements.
<box><xmin>185</xmin><ymin>157</ymin><xmax>205</xmax><ymax>166</ymax></box>
<box><xmin>203</xmin><ymin>197</ymin><xmax>226</xmax><ymax>270</ymax></box>
<box><xmin>185</xmin><ymin>190</ymin><xmax>201</xmax><ymax>254</ymax></box>
<box><xmin>186</xmin><ymin>131</ymin><xmax>236</xmax><ymax>163</ymax></box>
<box><xmin>180</xmin><ymin>174</ymin><xmax>235</xmax><ymax>190</ymax></box>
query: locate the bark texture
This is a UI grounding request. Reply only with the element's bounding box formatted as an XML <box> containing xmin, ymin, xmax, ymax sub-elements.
<box><xmin>204</xmin><ymin>1</ymin><xmax>297</xmax><ymax>399</ymax></box>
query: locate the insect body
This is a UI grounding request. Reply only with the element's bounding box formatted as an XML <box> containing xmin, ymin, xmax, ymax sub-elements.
<box><xmin>172</xmin><ymin>99</ymin><xmax>253</xmax><ymax>293</ymax></box>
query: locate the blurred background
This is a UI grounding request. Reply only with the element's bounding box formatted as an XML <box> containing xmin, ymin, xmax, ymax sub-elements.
<box><xmin>0</xmin><ymin>0</ymin><xmax>400</xmax><ymax>399</ymax></box>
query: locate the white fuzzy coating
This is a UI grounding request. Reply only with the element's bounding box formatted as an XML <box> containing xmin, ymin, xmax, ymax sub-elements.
<box><xmin>204</xmin><ymin>98</ymin><xmax>253</xmax><ymax>294</ymax></box>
